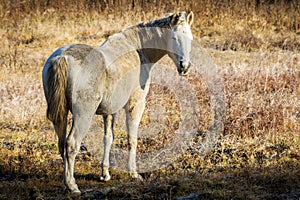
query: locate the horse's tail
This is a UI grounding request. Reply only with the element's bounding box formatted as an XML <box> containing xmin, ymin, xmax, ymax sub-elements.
<box><xmin>46</xmin><ymin>56</ymin><xmax>69</xmax><ymax>125</ymax></box>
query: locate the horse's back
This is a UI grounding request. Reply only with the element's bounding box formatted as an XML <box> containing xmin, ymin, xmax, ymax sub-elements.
<box><xmin>62</xmin><ymin>44</ymin><xmax>97</xmax><ymax>64</ymax></box>
<box><xmin>44</xmin><ymin>43</ymin><xmax>105</xmax><ymax>71</ymax></box>
<box><xmin>43</xmin><ymin>44</ymin><xmax>107</xmax><ymax>113</ymax></box>
<box><xmin>43</xmin><ymin>43</ymin><xmax>107</xmax><ymax>83</ymax></box>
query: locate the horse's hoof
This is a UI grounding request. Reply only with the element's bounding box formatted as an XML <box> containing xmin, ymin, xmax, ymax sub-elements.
<box><xmin>64</xmin><ymin>183</ymin><xmax>81</xmax><ymax>196</ymax></box>
<box><xmin>71</xmin><ymin>190</ymin><xmax>81</xmax><ymax>196</ymax></box>
<box><xmin>66</xmin><ymin>188</ymin><xmax>81</xmax><ymax>197</ymax></box>
<box><xmin>130</xmin><ymin>172</ymin><xmax>143</xmax><ymax>181</ymax></box>
<box><xmin>100</xmin><ymin>174</ymin><xmax>111</xmax><ymax>182</ymax></box>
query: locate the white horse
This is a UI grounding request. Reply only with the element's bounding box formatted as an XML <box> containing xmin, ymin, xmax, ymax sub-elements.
<box><xmin>42</xmin><ymin>11</ymin><xmax>194</xmax><ymax>194</ymax></box>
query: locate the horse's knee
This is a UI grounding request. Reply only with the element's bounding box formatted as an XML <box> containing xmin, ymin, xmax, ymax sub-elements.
<box><xmin>128</xmin><ymin>136</ymin><xmax>138</xmax><ymax>151</ymax></box>
<box><xmin>104</xmin><ymin>133</ymin><xmax>113</xmax><ymax>144</ymax></box>
<box><xmin>66</xmin><ymin>136</ymin><xmax>79</xmax><ymax>157</ymax></box>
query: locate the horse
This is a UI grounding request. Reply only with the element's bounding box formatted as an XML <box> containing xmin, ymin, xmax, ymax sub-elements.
<box><xmin>42</xmin><ymin>11</ymin><xmax>194</xmax><ymax>194</ymax></box>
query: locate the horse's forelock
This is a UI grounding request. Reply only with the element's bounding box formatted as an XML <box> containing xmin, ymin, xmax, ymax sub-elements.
<box><xmin>171</xmin><ymin>11</ymin><xmax>191</xmax><ymax>26</ymax></box>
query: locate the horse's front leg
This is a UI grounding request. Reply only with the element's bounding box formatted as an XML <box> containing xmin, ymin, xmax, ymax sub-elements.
<box><xmin>125</xmin><ymin>96</ymin><xmax>146</xmax><ymax>180</ymax></box>
<box><xmin>100</xmin><ymin>114</ymin><xmax>115</xmax><ymax>181</ymax></box>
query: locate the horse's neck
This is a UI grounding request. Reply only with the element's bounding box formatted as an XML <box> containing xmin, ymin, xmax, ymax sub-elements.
<box><xmin>136</xmin><ymin>27</ymin><xmax>169</xmax><ymax>64</ymax></box>
<box><xmin>97</xmin><ymin>30</ymin><xmax>135</xmax><ymax>66</ymax></box>
<box><xmin>99</xmin><ymin>26</ymin><xmax>168</xmax><ymax>65</ymax></box>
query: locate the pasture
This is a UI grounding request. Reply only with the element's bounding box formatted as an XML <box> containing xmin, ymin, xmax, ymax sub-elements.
<box><xmin>0</xmin><ymin>1</ymin><xmax>300</xmax><ymax>199</ymax></box>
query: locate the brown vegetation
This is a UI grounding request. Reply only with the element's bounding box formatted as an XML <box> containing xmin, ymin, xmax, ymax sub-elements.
<box><xmin>0</xmin><ymin>0</ymin><xmax>299</xmax><ymax>199</ymax></box>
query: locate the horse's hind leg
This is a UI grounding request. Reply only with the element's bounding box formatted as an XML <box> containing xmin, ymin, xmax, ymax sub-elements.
<box><xmin>100</xmin><ymin>114</ymin><xmax>115</xmax><ymax>181</ymax></box>
<box><xmin>64</xmin><ymin>113</ymin><xmax>93</xmax><ymax>194</ymax></box>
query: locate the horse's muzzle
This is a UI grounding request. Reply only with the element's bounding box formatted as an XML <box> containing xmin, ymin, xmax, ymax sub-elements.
<box><xmin>179</xmin><ymin>60</ymin><xmax>191</xmax><ymax>76</ymax></box>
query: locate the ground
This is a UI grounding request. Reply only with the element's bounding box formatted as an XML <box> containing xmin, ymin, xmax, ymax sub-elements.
<box><xmin>0</xmin><ymin>1</ymin><xmax>300</xmax><ymax>199</ymax></box>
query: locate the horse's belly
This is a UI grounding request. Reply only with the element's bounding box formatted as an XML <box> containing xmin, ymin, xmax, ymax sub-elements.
<box><xmin>95</xmin><ymin>63</ymin><xmax>140</xmax><ymax>115</ymax></box>
<box><xmin>96</xmin><ymin>85</ymin><xmax>133</xmax><ymax>115</ymax></box>
<box><xmin>95</xmin><ymin>103</ymin><xmax>120</xmax><ymax>115</ymax></box>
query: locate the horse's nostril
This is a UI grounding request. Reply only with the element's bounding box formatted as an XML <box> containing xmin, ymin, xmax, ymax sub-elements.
<box><xmin>178</xmin><ymin>60</ymin><xmax>191</xmax><ymax>75</ymax></box>
<box><xmin>180</xmin><ymin>60</ymin><xmax>190</xmax><ymax>70</ymax></box>
<box><xmin>179</xmin><ymin>60</ymin><xmax>183</xmax><ymax>67</ymax></box>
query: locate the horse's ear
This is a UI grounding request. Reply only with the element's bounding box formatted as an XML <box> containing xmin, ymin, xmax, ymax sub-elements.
<box><xmin>171</xmin><ymin>12</ymin><xmax>180</xmax><ymax>25</ymax></box>
<box><xmin>187</xmin><ymin>11</ymin><xmax>194</xmax><ymax>26</ymax></box>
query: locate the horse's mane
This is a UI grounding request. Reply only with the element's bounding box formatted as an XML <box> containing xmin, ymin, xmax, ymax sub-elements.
<box><xmin>137</xmin><ymin>14</ymin><xmax>173</xmax><ymax>29</ymax></box>
<box><xmin>101</xmin><ymin>14</ymin><xmax>174</xmax><ymax>49</ymax></box>
<box><xmin>113</xmin><ymin>14</ymin><xmax>174</xmax><ymax>36</ymax></box>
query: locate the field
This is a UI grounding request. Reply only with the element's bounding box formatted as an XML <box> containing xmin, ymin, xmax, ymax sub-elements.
<box><xmin>0</xmin><ymin>0</ymin><xmax>300</xmax><ymax>199</ymax></box>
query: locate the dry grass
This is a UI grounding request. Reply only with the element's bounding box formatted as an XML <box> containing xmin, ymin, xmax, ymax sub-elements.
<box><xmin>0</xmin><ymin>0</ymin><xmax>300</xmax><ymax>199</ymax></box>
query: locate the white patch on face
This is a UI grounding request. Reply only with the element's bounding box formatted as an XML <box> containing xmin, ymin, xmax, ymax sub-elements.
<box><xmin>176</xmin><ymin>23</ymin><xmax>193</xmax><ymax>40</ymax></box>
<box><xmin>170</xmin><ymin>22</ymin><xmax>193</xmax><ymax>60</ymax></box>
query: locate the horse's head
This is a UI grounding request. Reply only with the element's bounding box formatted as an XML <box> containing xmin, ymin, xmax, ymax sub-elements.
<box><xmin>168</xmin><ymin>11</ymin><xmax>194</xmax><ymax>76</ymax></box>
